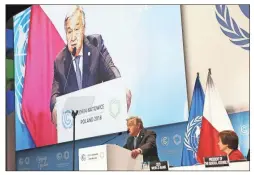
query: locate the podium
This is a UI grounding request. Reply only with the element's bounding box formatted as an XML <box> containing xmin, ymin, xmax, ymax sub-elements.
<box><xmin>78</xmin><ymin>144</ymin><xmax>143</xmax><ymax>170</ymax></box>
<box><xmin>56</xmin><ymin>78</ymin><xmax>128</xmax><ymax>143</ymax></box>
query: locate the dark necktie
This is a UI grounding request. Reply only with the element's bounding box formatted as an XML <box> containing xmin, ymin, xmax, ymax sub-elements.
<box><xmin>74</xmin><ymin>56</ymin><xmax>82</xmax><ymax>89</ymax></box>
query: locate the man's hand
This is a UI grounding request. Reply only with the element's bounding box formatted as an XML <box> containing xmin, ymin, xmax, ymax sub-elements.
<box><xmin>131</xmin><ymin>148</ymin><xmax>142</xmax><ymax>159</ymax></box>
<box><xmin>51</xmin><ymin>107</ymin><xmax>57</xmax><ymax>127</ymax></box>
<box><xmin>126</xmin><ymin>89</ymin><xmax>132</xmax><ymax>112</ymax></box>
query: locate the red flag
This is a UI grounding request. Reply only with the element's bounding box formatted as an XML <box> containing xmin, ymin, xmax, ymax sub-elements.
<box><xmin>197</xmin><ymin>71</ymin><xmax>234</xmax><ymax>163</ymax></box>
<box><xmin>22</xmin><ymin>5</ymin><xmax>65</xmax><ymax>147</ymax></box>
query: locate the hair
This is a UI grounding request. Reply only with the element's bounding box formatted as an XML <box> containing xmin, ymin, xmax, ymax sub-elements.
<box><xmin>64</xmin><ymin>5</ymin><xmax>86</xmax><ymax>32</ymax></box>
<box><xmin>219</xmin><ymin>130</ymin><xmax>239</xmax><ymax>150</ymax></box>
<box><xmin>126</xmin><ymin>116</ymin><xmax>144</xmax><ymax>129</ymax></box>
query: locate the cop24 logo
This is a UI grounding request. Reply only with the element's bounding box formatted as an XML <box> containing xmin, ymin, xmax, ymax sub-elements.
<box><xmin>215</xmin><ymin>5</ymin><xmax>249</xmax><ymax>50</ymax></box>
<box><xmin>62</xmin><ymin>110</ymin><xmax>73</xmax><ymax>129</ymax></box>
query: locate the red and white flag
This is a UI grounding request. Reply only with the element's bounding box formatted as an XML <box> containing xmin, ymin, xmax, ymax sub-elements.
<box><xmin>196</xmin><ymin>71</ymin><xmax>234</xmax><ymax>164</ymax></box>
<box><xmin>22</xmin><ymin>5</ymin><xmax>65</xmax><ymax>147</ymax></box>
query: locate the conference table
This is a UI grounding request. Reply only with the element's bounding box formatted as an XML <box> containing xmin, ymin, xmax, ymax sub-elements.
<box><xmin>142</xmin><ymin>161</ymin><xmax>249</xmax><ymax>171</ymax></box>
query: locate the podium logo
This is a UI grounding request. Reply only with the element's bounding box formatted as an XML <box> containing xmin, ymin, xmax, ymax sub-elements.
<box><xmin>62</xmin><ymin>110</ymin><xmax>73</xmax><ymax>129</ymax></box>
<box><xmin>81</xmin><ymin>154</ymin><xmax>86</xmax><ymax>161</ymax></box>
<box><xmin>109</xmin><ymin>99</ymin><xmax>121</xmax><ymax>118</ymax></box>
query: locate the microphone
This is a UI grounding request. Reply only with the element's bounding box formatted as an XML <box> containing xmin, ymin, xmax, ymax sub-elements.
<box><xmin>63</xmin><ymin>47</ymin><xmax>76</xmax><ymax>93</ymax></box>
<box><xmin>88</xmin><ymin>36</ymin><xmax>121</xmax><ymax>78</ymax></box>
<box><xmin>88</xmin><ymin>36</ymin><xmax>107</xmax><ymax>61</ymax></box>
<box><xmin>101</xmin><ymin>129</ymin><xmax>130</xmax><ymax>145</ymax></box>
<box><xmin>91</xmin><ymin>37</ymin><xmax>98</xmax><ymax>48</ymax></box>
<box><xmin>101</xmin><ymin>132</ymin><xmax>123</xmax><ymax>145</ymax></box>
<box><xmin>71</xmin><ymin>110</ymin><xmax>78</xmax><ymax>117</ymax></box>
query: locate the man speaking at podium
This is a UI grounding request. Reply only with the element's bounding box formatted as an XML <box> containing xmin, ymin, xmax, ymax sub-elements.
<box><xmin>50</xmin><ymin>5</ymin><xmax>131</xmax><ymax>126</ymax></box>
<box><xmin>124</xmin><ymin>117</ymin><xmax>160</xmax><ymax>163</ymax></box>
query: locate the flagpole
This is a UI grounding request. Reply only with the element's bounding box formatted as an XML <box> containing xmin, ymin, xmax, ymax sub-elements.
<box><xmin>181</xmin><ymin>72</ymin><xmax>205</xmax><ymax>166</ymax></box>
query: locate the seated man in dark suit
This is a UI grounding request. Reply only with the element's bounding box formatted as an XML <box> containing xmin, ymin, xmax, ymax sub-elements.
<box><xmin>123</xmin><ymin>116</ymin><xmax>160</xmax><ymax>163</ymax></box>
<box><xmin>50</xmin><ymin>5</ymin><xmax>131</xmax><ymax>125</ymax></box>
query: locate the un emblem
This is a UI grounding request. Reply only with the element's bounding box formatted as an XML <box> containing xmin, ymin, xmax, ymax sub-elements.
<box><xmin>215</xmin><ymin>5</ymin><xmax>249</xmax><ymax>50</ymax></box>
<box><xmin>239</xmin><ymin>5</ymin><xmax>249</xmax><ymax>19</ymax></box>
<box><xmin>62</xmin><ymin>110</ymin><xmax>73</xmax><ymax>129</ymax></box>
<box><xmin>184</xmin><ymin>116</ymin><xmax>202</xmax><ymax>158</ymax></box>
<box><xmin>109</xmin><ymin>99</ymin><xmax>121</xmax><ymax>118</ymax></box>
<box><xmin>14</xmin><ymin>7</ymin><xmax>31</xmax><ymax>125</ymax></box>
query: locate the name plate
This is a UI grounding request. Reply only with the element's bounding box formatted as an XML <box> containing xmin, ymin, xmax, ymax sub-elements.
<box><xmin>204</xmin><ymin>156</ymin><xmax>229</xmax><ymax>168</ymax></box>
<box><xmin>149</xmin><ymin>161</ymin><xmax>169</xmax><ymax>171</ymax></box>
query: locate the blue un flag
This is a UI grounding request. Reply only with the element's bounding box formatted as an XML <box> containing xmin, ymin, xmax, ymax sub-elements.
<box><xmin>14</xmin><ymin>7</ymin><xmax>35</xmax><ymax>151</ymax></box>
<box><xmin>181</xmin><ymin>73</ymin><xmax>205</xmax><ymax>166</ymax></box>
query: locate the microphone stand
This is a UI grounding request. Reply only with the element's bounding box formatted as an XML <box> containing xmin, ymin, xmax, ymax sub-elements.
<box><xmin>101</xmin><ymin>132</ymin><xmax>122</xmax><ymax>145</ymax></box>
<box><xmin>72</xmin><ymin>110</ymin><xmax>78</xmax><ymax>171</ymax></box>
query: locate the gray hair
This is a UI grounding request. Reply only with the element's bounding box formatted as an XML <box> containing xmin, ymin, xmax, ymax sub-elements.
<box><xmin>126</xmin><ymin>116</ymin><xmax>144</xmax><ymax>129</ymax></box>
<box><xmin>64</xmin><ymin>5</ymin><xmax>86</xmax><ymax>32</ymax></box>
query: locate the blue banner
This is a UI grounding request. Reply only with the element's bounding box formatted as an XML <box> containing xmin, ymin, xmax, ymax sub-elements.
<box><xmin>16</xmin><ymin>122</ymin><xmax>187</xmax><ymax>170</ymax></box>
<box><xmin>181</xmin><ymin>74</ymin><xmax>205</xmax><ymax>166</ymax></box>
<box><xmin>16</xmin><ymin>111</ymin><xmax>249</xmax><ymax>170</ymax></box>
<box><xmin>14</xmin><ymin>7</ymin><xmax>35</xmax><ymax>151</ymax></box>
<box><xmin>229</xmin><ymin>111</ymin><xmax>249</xmax><ymax>157</ymax></box>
